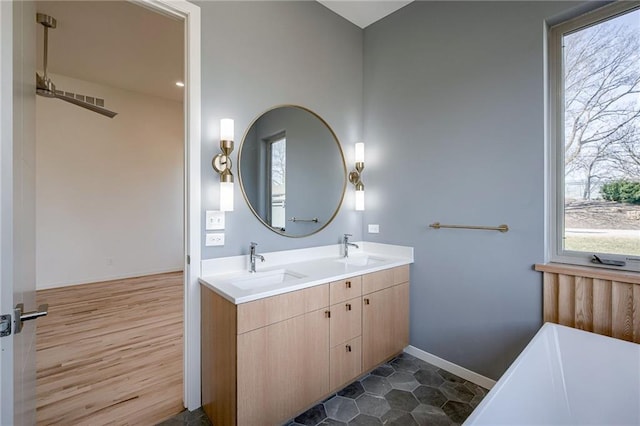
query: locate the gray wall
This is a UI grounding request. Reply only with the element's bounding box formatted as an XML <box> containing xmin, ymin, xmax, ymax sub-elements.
<box><xmin>198</xmin><ymin>1</ymin><xmax>363</xmax><ymax>258</ymax></box>
<box><xmin>362</xmin><ymin>1</ymin><xmax>587</xmax><ymax>379</ymax></box>
<box><xmin>197</xmin><ymin>0</ymin><xmax>598</xmax><ymax>380</ymax></box>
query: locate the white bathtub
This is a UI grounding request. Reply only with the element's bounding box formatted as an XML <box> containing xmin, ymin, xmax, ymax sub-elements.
<box><xmin>465</xmin><ymin>323</ymin><xmax>640</xmax><ymax>425</ymax></box>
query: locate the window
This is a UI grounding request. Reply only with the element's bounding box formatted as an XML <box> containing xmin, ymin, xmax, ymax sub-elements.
<box><xmin>266</xmin><ymin>134</ymin><xmax>286</xmax><ymax>230</ymax></box>
<box><xmin>550</xmin><ymin>3</ymin><xmax>640</xmax><ymax>270</ymax></box>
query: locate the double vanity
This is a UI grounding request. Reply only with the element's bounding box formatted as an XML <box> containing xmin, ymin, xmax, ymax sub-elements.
<box><xmin>199</xmin><ymin>242</ymin><xmax>413</xmax><ymax>425</ymax></box>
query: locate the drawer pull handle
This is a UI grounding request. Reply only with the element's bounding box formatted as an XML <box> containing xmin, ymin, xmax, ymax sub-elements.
<box><xmin>364</xmin><ymin>298</ymin><xmax>370</xmax><ymax>305</ymax></box>
<box><xmin>345</xmin><ymin>281</ymin><xmax>351</xmax><ymax>289</ymax></box>
<box><xmin>346</xmin><ymin>303</ymin><xmax>351</xmax><ymax>311</ymax></box>
<box><xmin>346</xmin><ymin>344</ymin><xmax>352</xmax><ymax>352</ymax></box>
<box><xmin>325</xmin><ymin>310</ymin><xmax>331</xmax><ymax>318</ymax></box>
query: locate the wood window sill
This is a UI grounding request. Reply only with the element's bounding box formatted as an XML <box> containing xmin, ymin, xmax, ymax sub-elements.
<box><xmin>535</xmin><ymin>263</ymin><xmax>640</xmax><ymax>285</ymax></box>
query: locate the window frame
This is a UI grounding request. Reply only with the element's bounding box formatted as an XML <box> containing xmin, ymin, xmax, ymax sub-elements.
<box><xmin>548</xmin><ymin>1</ymin><xmax>640</xmax><ymax>271</ymax></box>
<box><xmin>264</xmin><ymin>131</ymin><xmax>286</xmax><ymax>228</ymax></box>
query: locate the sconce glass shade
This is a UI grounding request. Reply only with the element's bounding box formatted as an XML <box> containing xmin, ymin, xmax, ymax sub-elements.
<box><xmin>220</xmin><ymin>118</ymin><xmax>234</xmax><ymax>141</ymax></box>
<box><xmin>220</xmin><ymin>181</ymin><xmax>234</xmax><ymax>212</ymax></box>
<box><xmin>355</xmin><ymin>142</ymin><xmax>365</xmax><ymax>163</ymax></box>
<box><xmin>355</xmin><ymin>188</ymin><xmax>365</xmax><ymax>211</ymax></box>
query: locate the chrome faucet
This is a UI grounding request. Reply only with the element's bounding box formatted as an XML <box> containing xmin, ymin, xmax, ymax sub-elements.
<box><xmin>343</xmin><ymin>234</ymin><xmax>359</xmax><ymax>258</ymax></box>
<box><xmin>249</xmin><ymin>242</ymin><xmax>265</xmax><ymax>273</ymax></box>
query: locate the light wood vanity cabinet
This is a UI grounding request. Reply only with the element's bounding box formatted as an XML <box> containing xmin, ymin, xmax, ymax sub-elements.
<box><xmin>201</xmin><ymin>265</ymin><xmax>409</xmax><ymax>426</ymax></box>
<box><xmin>362</xmin><ymin>265</ymin><xmax>410</xmax><ymax>372</ymax></box>
<box><xmin>329</xmin><ymin>276</ymin><xmax>363</xmax><ymax>389</ymax></box>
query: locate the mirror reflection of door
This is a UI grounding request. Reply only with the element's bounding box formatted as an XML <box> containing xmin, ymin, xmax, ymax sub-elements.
<box><xmin>266</xmin><ymin>132</ymin><xmax>286</xmax><ymax>230</ymax></box>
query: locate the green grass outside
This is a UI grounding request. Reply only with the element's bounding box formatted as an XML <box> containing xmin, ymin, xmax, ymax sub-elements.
<box><xmin>564</xmin><ymin>235</ymin><xmax>640</xmax><ymax>256</ymax></box>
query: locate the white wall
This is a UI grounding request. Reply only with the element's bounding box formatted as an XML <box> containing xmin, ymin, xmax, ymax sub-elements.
<box><xmin>36</xmin><ymin>74</ymin><xmax>183</xmax><ymax>289</ymax></box>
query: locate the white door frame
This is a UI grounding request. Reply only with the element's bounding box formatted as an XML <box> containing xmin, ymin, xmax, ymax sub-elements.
<box><xmin>0</xmin><ymin>1</ymin><xmax>15</xmax><ymax>423</ymax></box>
<box><xmin>1</xmin><ymin>0</ymin><xmax>202</xmax><ymax>417</ymax></box>
<box><xmin>134</xmin><ymin>0</ymin><xmax>201</xmax><ymax>410</ymax></box>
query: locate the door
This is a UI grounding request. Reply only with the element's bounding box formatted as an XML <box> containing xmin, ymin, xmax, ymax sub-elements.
<box><xmin>1</xmin><ymin>1</ymin><xmax>38</xmax><ymax>424</ymax></box>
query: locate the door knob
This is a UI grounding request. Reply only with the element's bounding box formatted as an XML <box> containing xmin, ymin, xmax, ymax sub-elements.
<box><xmin>14</xmin><ymin>303</ymin><xmax>48</xmax><ymax>334</ymax></box>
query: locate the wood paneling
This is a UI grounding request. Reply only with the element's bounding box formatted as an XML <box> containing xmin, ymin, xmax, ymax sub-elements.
<box><xmin>536</xmin><ymin>264</ymin><xmax>640</xmax><ymax>343</ymax></box>
<box><xmin>574</xmin><ymin>276</ymin><xmax>593</xmax><ymax>332</ymax></box>
<box><xmin>543</xmin><ymin>272</ymin><xmax>559</xmax><ymax>323</ymax></box>
<box><xmin>237</xmin><ymin>284</ymin><xmax>329</xmax><ymax>334</ymax></box>
<box><xmin>592</xmin><ymin>279</ymin><xmax>612</xmax><ymax>336</ymax></box>
<box><xmin>202</xmin><ymin>286</ymin><xmax>236</xmax><ymax>426</ymax></box>
<box><xmin>36</xmin><ymin>272</ymin><xmax>183</xmax><ymax>426</ymax></box>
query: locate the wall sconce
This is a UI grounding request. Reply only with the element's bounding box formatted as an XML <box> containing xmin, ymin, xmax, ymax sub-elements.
<box><xmin>349</xmin><ymin>142</ymin><xmax>365</xmax><ymax>211</ymax></box>
<box><xmin>212</xmin><ymin>118</ymin><xmax>234</xmax><ymax>211</ymax></box>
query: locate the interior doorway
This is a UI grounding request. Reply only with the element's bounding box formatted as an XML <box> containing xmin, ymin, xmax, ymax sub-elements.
<box><xmin>33</xmin><ymin>1</ymin><xmax>187</xmax><ymax>423</ymax></box>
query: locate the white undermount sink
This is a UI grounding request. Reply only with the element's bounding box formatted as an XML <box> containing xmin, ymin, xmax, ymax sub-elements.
<box><xmin>335</xmin><ymin>254</ymin><xmax>385</xmax><ymax>267</ymax></box>
<box><xmin>229</xmin><ymin>269</ymin><xmax>306</xmax><ymax>290</ymax></box>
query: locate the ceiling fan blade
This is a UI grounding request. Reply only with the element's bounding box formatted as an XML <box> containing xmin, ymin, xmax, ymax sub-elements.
<box><xmin>54</xmin><ymin>93</ymin><xmax>118</xmax><ymax>118</ymax></box>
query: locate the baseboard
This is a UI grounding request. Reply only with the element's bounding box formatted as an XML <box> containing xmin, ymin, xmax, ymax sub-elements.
<box><xmin>404</xmin><ymin>345</ymin><xmax>496</xmax><ymax>390</ymax></box>
<box><xmin>36</xmin><ymin>268</ymin><xmax>184</xmax><ymax>290</ymax></box>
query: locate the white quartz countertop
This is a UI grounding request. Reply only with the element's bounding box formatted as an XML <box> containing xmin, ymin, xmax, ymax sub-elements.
<box><xmin>199</xmin><ymin>242</ymin><xmax>414</xmax><ymax>304</ymax></box>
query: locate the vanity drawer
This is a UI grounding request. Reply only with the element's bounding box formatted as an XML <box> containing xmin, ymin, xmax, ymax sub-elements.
<box><xmin>330</xmin><ymin>336</ymin><xmax>362</xmax><ymax>390</ymax></box>
<box><xmin>329</xmin><ymin>297</ymin><xmax>361</xmax><ymax>347</ymax></box>
<box><xmin>362</xmin><ymin>265</ymin><xmax>410</xmax><ymax>294</ymax></box>
<box><xmin>237</xmin><ymin>284</ymin><xmax>329</xmax><ymax>334</ymax></box>
<box><xmin>330</xmin><ymin>276</ymin><xmax>362</xmax><ymax>304</ymax></box>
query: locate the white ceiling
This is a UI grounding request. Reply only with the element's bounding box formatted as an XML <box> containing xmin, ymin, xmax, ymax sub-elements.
<box><xmin>35</xmin><ymin>1</ymin><xmax>184</xmax><ymax>102</ymax></box>
<box><xmin>317</xmin><ymin>0</ymin><xmax>414</xmax><ymax>28</ymax></box>
<box><xmin>34</xmin><ymin>1</ymin><xmax>411</xmax><ymax>103</ymax></box>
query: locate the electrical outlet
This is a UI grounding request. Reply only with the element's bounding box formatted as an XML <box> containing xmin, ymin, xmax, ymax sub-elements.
<box><xmin>206</xmin><ymin>232</ymin><xmax>225</xmax><ymax>246</ymax></box>
<box><xmin>368</xmin><ymin>224</ymin><xmax>380</xmax><ymax>234</ymax></box>
<box><xmin>206</xmin><ymin>210</ymin><xmax>225</xmax><ymax>230</ymax></box>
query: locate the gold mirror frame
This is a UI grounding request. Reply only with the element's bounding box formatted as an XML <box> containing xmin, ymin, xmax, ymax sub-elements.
<box><xmin>238</xmin><ymin>105</ymin><xmax>347</xmax><ymax>238</ymax></box>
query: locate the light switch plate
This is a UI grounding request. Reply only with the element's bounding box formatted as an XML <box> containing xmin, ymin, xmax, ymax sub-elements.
<box><xmin>368</xmin><ymin>224</ymin><xmax>380</xmax><ymax>234</ymax></box>
<box><xmin>206</xmin><ymin>210</ymin><xmax>225</xmax><ymax>230</ymax></box>
<box><xmin>206</xmin><ymin>232</ymin><xmax>225</xmax><ymax>246</ymax></box>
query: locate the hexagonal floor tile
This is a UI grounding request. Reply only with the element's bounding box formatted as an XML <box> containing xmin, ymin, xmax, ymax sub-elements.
<box><xmin>387</xmin><ymin>371</ymin><xmax>420</xmax><ymax>391</ymax></box>
<box><xmin>464</xmin><ymin>381</ymin><xmax>488</xmax><ymax>397</ymax></box>
<box><xmin>442</xmin><ymin>400</ymin><xmax>474</xmax><ymax>424</ymax></box>
<box><xmin>437</xmin><ymin>369</ymin><xmax>466</xmax><ymax>383</ymax></box>
<box><xmin>412</xmin><ymin>385</ymin><xmax>447</xmax><ymax>407</ymax></box>
<box><xmin>414</xmin><ymin>368</ymin><xmax>444</xmax><ymax>387</ymax></box>
<box><xmin>360</xmin><ymin>375</ymin><xmax>392</xmax><ymax>396</ymax></box>
<box><xmin>347</xmin><ymin>414</ymin><xmax>382</xmax><ymax>425</ymax></box>
<box><xmin>355</xmin><ymin>394</ymin><xmax>390</xmax><ymax>418</ymax></box>
<box><xmin>370</xmin><ymin>364</ymin><xmax>395</xmax><ymax>377</ymax></box>
<box><xmin>337</xmin><ymin>381</ymin><xmax>365</xmax><ymax>400</ymax></box>
<box><xmin>318</xmin><ymin>419</ymin><xmax>347</xmax><ymax>426</ymax></box>
<box><xmin>439</xmin><ymin>382</ymin><xmax>475</xmax><ymax>403</ymax></box>
<box><xmin>294</xmin><ymin>404</ymin><xmax>327</xmax><ymax>425</ymax></box>
<box><xmin>324</xmin><ymin>396</ymin><xmax>359</xmax><ymax>423</ymax></box>
<box><xmin>384</xmin><ymin>389</ymin><xmax>419</xmax><ymax>412</ymax></box>
<box><xmin>381</xmin><ymin>409</ymin><xmax>418</xmax><ymax>426</ymax></box>
<box><xmin>411</xmin><ymin>404</ymin><xmax>451</xmax><ymax>426</ymax></box>
<box><xmin>390</xmin><ymin>358</ymin><xmax>420</xmax><ymax>374</ymax></box>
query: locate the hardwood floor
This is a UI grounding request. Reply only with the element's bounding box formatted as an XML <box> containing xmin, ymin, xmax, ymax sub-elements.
<box><xmin>36</xmin><ymin>272</ymin><xmax>184</xmax><ymax>425</ymax></box>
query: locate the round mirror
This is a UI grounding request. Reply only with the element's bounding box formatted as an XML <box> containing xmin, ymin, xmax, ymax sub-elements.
<box><xmin>239</xmin><ymin>105</ymin><xmax>346</xmax><ymax>237</ymax></box>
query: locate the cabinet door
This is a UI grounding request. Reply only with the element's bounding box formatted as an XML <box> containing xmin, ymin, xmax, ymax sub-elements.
<box><xmin>237</xmin><ymin>309</ymin><xmax>330</xmax><ymax>425</ymax></box>
<box><xmin>330</xmin><ymin>336</ymin><xmax>362</xmax><ymax>390</ymax></box>
<box><xmin>362</xmin><ymin>283</ymin><xmax>410</xmax><ymax>372</ymax></box>
<box><xmin>329</xmin><ymin>297</ymin><xmax>361</xmax><ymax>347</ymax></box>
